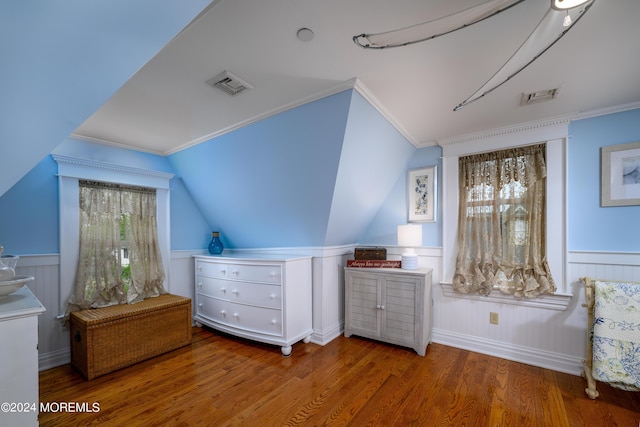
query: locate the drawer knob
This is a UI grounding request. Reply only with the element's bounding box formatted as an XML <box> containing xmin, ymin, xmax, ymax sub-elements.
<box><xmin>220</xmin><ymin>310</ymin><xmax>226</xmax><ymax>316</ymax></box>
<box><xmin>220</xmin><ymin>288</ymin><xmax>226</xmax><ymax>294</ymax></box>
<box><xmin>380</xmin><ymin>305</ymin><xmax>385</xmax><ymax>310</ymax></box>
<box><xmin>232</xmin><ymin>289</ymin><xmax>239</xmax><ymax>296</ymax></box>
<box><xmin>269</xmin><ymin>293</ymin><xmax>276</xmax><ymax>299</ymax></box>
<box><xmin>198</xmin><ymin>302</ymin><xmax>203</xmax><ymax>308</ymax></box>
<box><xmin>232</xmin><ymin>270</ymin><xmax>239</xmax><ymax>275</ymax></box>
<box><xmin>197</xmin><ymin>282</ymin><xmax>202</xmax><ymax>287</ymax></box>
<box><xmin>271</xmin><ymin>319</ymin><xmax>277</xmax><ymax>325</ymax></box>
<box><xmin>233</xmin><ymin>312</ymin><xmax>239</xmax><ymax>319</ymax></box>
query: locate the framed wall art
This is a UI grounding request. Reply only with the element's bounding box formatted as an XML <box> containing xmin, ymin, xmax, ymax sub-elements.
<box><xmin>601</xmin><ymin>141</ymin><xmax>640</xmax><ymax>207</ymax></box>
<box><xmin>408</xmin><ymin>166</ymin><xmax>437</xmax><ymax>222</ymax></box>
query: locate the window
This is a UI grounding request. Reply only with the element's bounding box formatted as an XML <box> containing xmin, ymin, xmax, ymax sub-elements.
<box><xmin>66</xmin><ymin>180</ymin><xmax>166</xmax><ymax>313</ymax></box>
<box><xmin>452</xmin><ymin>144</ymin><xmax>556</xmax><ymax>298</ymax></box>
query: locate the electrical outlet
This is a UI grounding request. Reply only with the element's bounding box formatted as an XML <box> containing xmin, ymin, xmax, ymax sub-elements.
<box><xmin>490</xmin><ymin>312</ymin><xmax>499</xmax><ymax>325</ymax></box>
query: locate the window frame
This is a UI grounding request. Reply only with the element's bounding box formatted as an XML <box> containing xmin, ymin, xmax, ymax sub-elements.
<box><xmin>53</xmin><ymin>154</ymin><xmax>173</xmax><ymax>317</ymax></box>
<box><xmin>440</xmin><ymin>121</ymin><xmax>570</xmax><ymax>310</ymax></box>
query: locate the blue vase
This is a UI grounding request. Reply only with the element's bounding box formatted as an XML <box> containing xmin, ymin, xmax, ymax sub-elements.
<box><xmin>208</xmin><ymin>231</ymin><xmax>224</xmax><ymax>255</ymax></box>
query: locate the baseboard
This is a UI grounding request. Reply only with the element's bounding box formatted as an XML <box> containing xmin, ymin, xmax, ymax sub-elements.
<box><xmin>39</xmin><ymin>348</ymin><xmax>70</xmax><ymax>371</ymax></box>
<box><xmin>432</xmin><ymin>328</ymin><xmax>583</xmax><ymax>376</ymax></box>
<box><xmin>309</xmin><ymin>322</ymin><xmax>343</xmax><ymax>346</ymax></box>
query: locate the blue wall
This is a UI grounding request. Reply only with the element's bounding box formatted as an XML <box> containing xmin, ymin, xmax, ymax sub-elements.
<box><xmin>0</xmin><ymin>0</ymin><xmax>211</xmax><ymax>197</ymax></box>
<box><xmin>168</xmin><ymin>91</ymin><xmax>352</xmax><ymax>249</ymax></box>
<box><xmin>0</xmin><ymin>139</ymin><xmax>211</xmax><ymax>254</ymax></box>
<box><xmin>324</xmin><ymin>91</ymin><xmax>417</xmax><ymax>246</ymax></box>
<box><xmin>360</xmin><ymin>145</ymin><xmax>443</xmax><ymax>247</ymax></box>
<box><xmin>0</xmin><ymin>156</ymin><xmax>59</xmax><ymax>254</ymax></box>
<box><xmin>568</xmin><ymin>108</ymin><xmax>640</xmax><ymax>251</ymax></box>
<box><xmin>3</xmin><ymin>96</ymin><xmax>637</xmax><ymax>257</ymax></box>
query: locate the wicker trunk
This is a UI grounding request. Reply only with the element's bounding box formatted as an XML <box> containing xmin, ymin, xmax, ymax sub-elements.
<box><xmin>70</xmin><ymin>294</ymin><xmax>192</xmax><ymax>380</ymax></box>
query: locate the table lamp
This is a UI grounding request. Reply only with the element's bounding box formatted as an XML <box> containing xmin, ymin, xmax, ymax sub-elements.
<box><xmin>397</xmin><ymin>224</ymin><xmax>422</xmax><ymax>270</ymax></box>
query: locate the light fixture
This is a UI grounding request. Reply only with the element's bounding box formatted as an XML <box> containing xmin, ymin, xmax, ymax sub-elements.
<box><xmin>353</xmin><ymin>0</ymin><xmax>525</xmax><ymax>49</ymax></box>
<box><xmin>398</xmin><ymin>224</ymin><xmax>422</xmax><ymax>270</ymax></box>
<box><xmin>352</xmin><ymin>0</ymin><xmax>595</xmax><ymax>110</ymax></box>
<box><xmin>453</xmin><ymin>0</ymin><xmax>594</xmax><ymax>111</ymax></box>
<box><xmin>552</xmin><ymin>0</ymin><xmax>591</xmax><ymax>10</ymax></box>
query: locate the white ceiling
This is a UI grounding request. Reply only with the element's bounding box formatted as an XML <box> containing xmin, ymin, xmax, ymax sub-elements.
<box><xmin>72</xmin><ymin>0</ymin><xmax>640</xmax><ymax>155</ymax></box>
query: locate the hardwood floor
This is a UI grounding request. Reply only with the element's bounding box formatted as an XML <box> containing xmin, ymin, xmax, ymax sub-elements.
<box><xmin>39</xmin><ymin>327</ymin><xmax>640</xmax><ymax>426</ymax></box>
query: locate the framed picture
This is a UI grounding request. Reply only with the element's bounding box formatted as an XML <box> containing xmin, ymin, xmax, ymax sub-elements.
<box><xmin>601</xmin><ymin>141</ymin><xmax>640</xmax><ymax>207</ymax></box>
<box><xmin>408</xmin><ymin>166</ymin><xmax>437</xmax><ymax>222</ymax></box>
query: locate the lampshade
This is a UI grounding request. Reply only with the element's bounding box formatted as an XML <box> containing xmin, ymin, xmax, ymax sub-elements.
<box><xmin>398</xmin><ymin>224</ymin><xmax>422</xmax><ymax>270</ymax></box>
<box><xmin>398</xmin><ymin>224</ymin><xmax>422</xmax><ymax>248</ymax></box>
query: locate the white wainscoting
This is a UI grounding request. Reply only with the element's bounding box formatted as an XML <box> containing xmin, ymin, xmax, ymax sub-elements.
<box><xmin>15</xmin><ymin>255</ymin><xmax>65</xmax><ymax>371</ymax></box>
<box><xmin>433</xmin><ymin>250</ymin><xmax>640</xmax><ymax>376</ymax></box>
<box><xmin>20</xmin><ymin>251</ymin><xmax>206</xmax><ymax>371</ymax></box>
<box><xmin>24</xmin><ymin>249</ymin><xmax>639</xmax><ymax>374</ymax></box>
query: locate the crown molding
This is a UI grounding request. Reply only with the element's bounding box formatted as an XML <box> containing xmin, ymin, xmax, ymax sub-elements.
<box><xmin>573</xmin><ymin>100</ymin><xmax>640</xmax><ymax>121</ymax></box>
<box><xmin>165</xmin><ymin>79</ymin><xmax>362</xmax><ymax>155</ymax></box>
<box><xmin>69</xmin><ymin>134</ymin><xmax>167</xmax><ymax>156</ymax></box>
<box><xmin>438</xmin><ymin>114</ymin><xmax>575</xmax><ymax>147</ymax></box>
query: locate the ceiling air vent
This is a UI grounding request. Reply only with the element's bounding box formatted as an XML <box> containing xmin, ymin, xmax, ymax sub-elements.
<box><xmin>520</xmin><ymin>87</ymin><xmax>562</xmax><ymax>106</ymax></box>
<box><xmin>206</xmin><ymin>70</ymin><xmax>253</xmax><ymax>96</ymax></box>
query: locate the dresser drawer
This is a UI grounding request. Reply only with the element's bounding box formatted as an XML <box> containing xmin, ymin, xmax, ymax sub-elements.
<box><xmin>196</xmin><ymin>261</ymin><xmax>282</xmax><ymax>284</ymax></box>
<box><xmin>196</xmin><ymin>294</ymin><xmax>283</xmax><ymax>337</ymax></box>
<box><xmin>196</xmin><ymin>276</ymin><xmax>281</xmax><ymax>309</ymax></box>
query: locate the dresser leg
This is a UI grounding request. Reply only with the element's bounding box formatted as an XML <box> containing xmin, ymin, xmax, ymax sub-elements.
<box><xmin>303</xmin><ymin>335</ymin><xmax>311</xmax><ymax>344</ymax></box>
<box><xmin>281</xmin><ymin>345</ymin><xmax>292</xmax><ymax>356</ymax></box>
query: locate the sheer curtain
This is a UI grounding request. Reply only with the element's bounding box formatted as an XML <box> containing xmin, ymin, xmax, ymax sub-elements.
<box><xmin>122</xmin><ymin>188</ymin><xmax>166</xmax><ymax>303</ymax></box>
<box><xmin>452</xmin><ymin>144</ymin><xmax>556</xmax><ymax>298</ymax></box>
<box><xmin>66</xmin><ymin>181</ymin><xmax>166</xmax><ymax>313</ymax></box>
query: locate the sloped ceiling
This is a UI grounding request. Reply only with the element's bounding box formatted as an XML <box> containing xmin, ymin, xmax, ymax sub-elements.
<box><xmin>72</xmin><ymin>0</ymin><xmax>640</xmax><ymax>155</ymax></box>
<box><xmin>0</xmin><ymin>0</ymin><xmax>212</xmax><ymax>197</ymax></box>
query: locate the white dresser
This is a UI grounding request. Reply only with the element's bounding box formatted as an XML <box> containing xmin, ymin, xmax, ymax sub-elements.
<box><xmin>0</xmin><ymin>286</ymin><xmax>45</xmax><ymax>427</ymax></box>
<box><xmin>193</xmin><ymin>254</ymin><xmax>312</xmax><ymax>356</ymax></box>
<box><xmin>344</xmin><ymin>267</ymin><xmax>432</xmax><ymax>356</ymax></box>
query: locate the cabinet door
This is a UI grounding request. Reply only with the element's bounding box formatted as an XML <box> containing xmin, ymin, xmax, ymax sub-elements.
<box><xmin>381</xmin><ymin>276</ymin><xmax>419</xmax><ymax>346</ymax></box>
<box><xmin>348</xmin><ymin>273</ymin><xmax>381</xmax><ymax>336</ymax></box>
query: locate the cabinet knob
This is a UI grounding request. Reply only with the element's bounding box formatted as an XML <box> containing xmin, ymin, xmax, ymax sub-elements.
<box><xmin>198</xmin><ymin>302</ymin><xmax>203</xmax><ymax>308</ymax></box>
<box><xmin>232</xmin><ymin>289</ymin><xmax>239</xmax><ymax>296</ymax></box>
<box><xmin>232</xmin><ymin>270</ymin><xmax>239</xmax><ymax>276</ymax></box>
<box><xmin>233</xmin><ymin>312</ymin><xmax>239</xmax><ymax>319</ymax></box>
<box><xmin>220</xmin><ymin>310</ymin><xmax>226</xmax><ymax>316</ymax></box>
<box><xmin>220</xmin><ymin>288</ymin><xmax>226</xmax><ymax>294</ymax></box>
<box><xmin>380</xmin><ymin>305</ymin><xmax>385</xmax><ymax>310</ymax></box>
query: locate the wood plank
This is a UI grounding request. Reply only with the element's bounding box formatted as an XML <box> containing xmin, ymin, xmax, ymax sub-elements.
<box><xmin>39</xmin><ymin>327</ymin><xmax>640</xmax><ymax>426</ymax></box>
